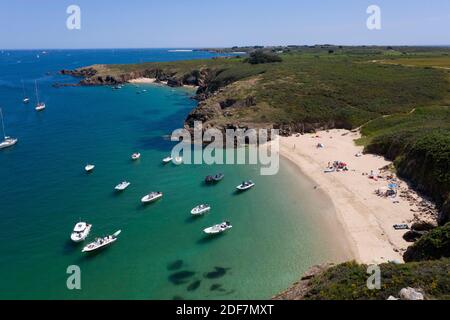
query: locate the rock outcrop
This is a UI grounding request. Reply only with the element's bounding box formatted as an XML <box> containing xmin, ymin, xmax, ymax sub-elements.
<box><xmin>272</xmin><ymin>264</ymin><xmax>334</xmax><ymax>300</ymax></box>
<box><xmin>398</xmin><ymin>287</ymin><xmax>425</xmax><ymax>300</ymax></box>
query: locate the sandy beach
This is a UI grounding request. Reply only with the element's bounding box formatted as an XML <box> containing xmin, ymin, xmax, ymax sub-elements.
<box><xmin>279</xmin><ymin>129</ymin><xmax>437</xmax><ymax>264</ymax></box>
<box><xmin>128</xmin><ymin>77</ymin><xmax>198</xmax><ymax>90</ymax></box>
<box><xmin>128</xmin><ymin>77</ymin><xmax>157</xmax><ymax>84</ymax></box>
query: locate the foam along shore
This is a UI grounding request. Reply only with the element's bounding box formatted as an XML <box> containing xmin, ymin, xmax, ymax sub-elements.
<box><xmin>279</xmin><ymin>129</ymin><xmax>438</xmax><ymax>264</ymax></box>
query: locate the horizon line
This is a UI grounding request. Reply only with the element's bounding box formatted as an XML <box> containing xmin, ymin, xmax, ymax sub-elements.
<box><xmin>2</xmin><ymin>44</ymin><xmax>450</xmax><ymax>51</ymax></box>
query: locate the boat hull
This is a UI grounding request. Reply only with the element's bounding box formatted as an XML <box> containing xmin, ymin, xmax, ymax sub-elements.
<box><xmin>0</xmin><ymin>139</ymin><xmax>18</xmax><ymax>149</ymax></box>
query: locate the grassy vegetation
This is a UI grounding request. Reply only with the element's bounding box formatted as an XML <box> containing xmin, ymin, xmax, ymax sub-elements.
<box><xmin>360</xmin><ymin>106</ymin><xmax>450</xmax><ymax>217</ymax></box>
<box><xmin>303</xmin><ymin>259</ymin><xmax>450</xmax><ymax>300</ymax></box>
<box><xmin>84</xmin><ymin>47</ymin><xmax>450</xmax><ymax>129</ymax></box>
<box><xmin>404</xmin><ymin>223</ymin><xmax>450</xmax><ymax>262</ymax></box>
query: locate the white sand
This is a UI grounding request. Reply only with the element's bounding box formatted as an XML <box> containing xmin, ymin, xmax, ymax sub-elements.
<box><xmin>128</xmin><ymin>77</ymin><xmax>157</xmax><ymax>84</ymax></box>
<box><xmin>279</xmin><ymin>129</ymin><xmax>430</xmax><ymax>264</ymax></box>
<box><xmin>128</xmin><ymin>77</ymin><xmax>198</xmax><ymax>90</ymax></box>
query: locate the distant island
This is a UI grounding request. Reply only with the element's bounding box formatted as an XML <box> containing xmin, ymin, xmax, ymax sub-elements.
<box><xmin>61</xmin><ymin>45</ymin><xmax>450</xmax><ymax>299</ymax></box>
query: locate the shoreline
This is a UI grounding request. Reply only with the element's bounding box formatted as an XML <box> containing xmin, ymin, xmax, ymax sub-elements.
<box><xmin>128</xmin><ymin>77</ymin><xmax>199</xmax><ymax>90</ymax></box>
<box><xmin>278</xmin><ymin>129</ymin><xmax>438</xmax><ymax>264</ymax></box>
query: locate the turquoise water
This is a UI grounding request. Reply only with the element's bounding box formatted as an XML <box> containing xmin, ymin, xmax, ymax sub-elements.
<box><xmin>0</xmin><ymin>50</ymin><xmax>348</xmax><ymax>299</ymax></box>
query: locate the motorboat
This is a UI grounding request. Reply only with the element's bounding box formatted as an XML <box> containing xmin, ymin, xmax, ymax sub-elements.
<box><xmin>141</xmin><ymin>192</ymin><xmax>163</xmax><ymax>204</ymax></box>
<box><xmin>162</xmin><ymin>156</ymin><xmax>173</xmax><ymax>164</ymax></box>
<box><xmin>0</xmin><ymin>108</ymin><xmax>18</xmax><ymax>150</ymax></box>
<box><xmin>82</xmin><ymin>230</ymin><xmax>121</xmax><ymax>253</ymax></box>
<box><xmin>191</xmin><ymin>204</ymin><xmax>211</xmax><ymax>216</ymax></box>
<box><xmin>205</xmin><ymin>173</ymin><xmax>224</xmax><ymax>184</ymax></box>
<box><xmin>203</xmin><ymin>221</ymin><xmax>232</xmax><ymax>235</ymax></box>
<box><xmin>115</xmin><ymin>181</ymin><xmax>131</xmax><ymax>191</ymax></box>
<box><xmin>70</xmin><ymin>222</ymin><xmax>92</xmax><ymax>243</ymax></box>
<box><xmin>131</xmin><ymin>152</ymin><xmax>141</xmax><ymax>160</ymax></box>
<box><xmin>85</xmin><ymin>164</ymin><xmax>95</xmax><ymax>173</ymax></box>
<box><xmin>236</xmin><ymin>180</ymin><xmax>255</xmax><ymax>191</ymax></box>
<box><xmin>23</xmin><ymin>97</ymin><xmax>30</xmax><ymax>104</ymax></box>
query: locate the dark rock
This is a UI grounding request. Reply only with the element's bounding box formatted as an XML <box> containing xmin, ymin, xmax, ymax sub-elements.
<box><xmin>403</xmin><ymin>230</ymin><xmax>426</xmax><ymax>242</ymax></box>
<box><xmin>167</xmin><ymin>78</ymin><xmax>183</xmax><ymax>87</ymax></box>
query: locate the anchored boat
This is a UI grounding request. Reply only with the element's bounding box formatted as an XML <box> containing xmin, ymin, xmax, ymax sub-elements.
<box><xmin>204</xmin><ymin>221</ymin><xmax>232</xmax><ymax>235</ymax></box>
<box><xmin>131</xmin><ymin>152</ymin><xmax>141</xmax><ymax>160</ymax></box>
<box><xmin>85</xmin><ymin>164</ymin><xmax>95</xmax><ymax>173</ymax></box>
<box><xmin>70</xmin><ymin>222</ymin><xmax>92</xmax><ymax>243</ymax></box>
<box><xmin>236</xmin><ymin>180</ymin><xmax>255</xmax><ymax>191</ymax></box>
<box><xmin>141</xmin><ymin>192</ymin><xmax>163</xmax><ymax>204</ymax></box>
<box><xmin>34</xmin><ymin>80</ymin><xmax>46</xmax><ymax>111</ymax></box>
<box><xmin>205</xmin><ymin>173</ymin><xmax>224</xmax><ymax>184</ymax></box>
<box><xmin>115</xmin><ymin>181</ymin><xmax>131</xmax><ymax>191</ymax></box>
<box><xmin>162</xmin><ymin>156</ymin><xmax>173</xmax><ymax>164</ymax></box>
<box><xmin>191</xmin><ymin>204</ymin><xmax>211</xmax><ymax>216</ymax></box>
<box><xmin>0</xmin><ymin>108</ymin><xmax>18</xmax><ymax>150</ymax></box>
<box><xmin>82</xmin><ymin>230</ymin><xmax>121</xmax><ymax>253</ymax></box>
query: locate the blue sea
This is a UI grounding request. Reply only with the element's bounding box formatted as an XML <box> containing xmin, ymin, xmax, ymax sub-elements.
<box><xmin>0</xmin><ymin>49</ymin><xmax>348</xmax><ymax>299</ymax></box>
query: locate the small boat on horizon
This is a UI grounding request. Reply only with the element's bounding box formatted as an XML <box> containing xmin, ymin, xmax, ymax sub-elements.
<box><xmin>34</xmin><ymin>80</ymin><xmax>46</xmax><ymax>111</ymax></box>
<box><xmin>0</xmin><ymin>108</ymin><xmax>18</xmax><ymax>150</ymax></box>
<box><xmin>131</xmin><ymin>152</ymin><xmax>141</xmax><ymax>160</ymax></box>
<box><xmin>205</xmin><ymin>173</ymin><xmax>224</xmax><ymax>184</ymax></box>
<box><xmin>236</xmin><ymin>180</ymin><xmax>255</xmax><ymax>191</ymax></box>
<box><xmin>70</xmin><ymin>222</ymin><xmax>92</xmax><ymax>243</ymax></box>
<box><xmin>85</xmin><ymin>164</ymin><xmax>95</xmax><ymax>173</ymax></box>
<box><xmin>191</xmin><ymin>204</ymin><xmax>211</xmax><ymax>216</ymax></box>
<box><xmin>203</xmin><ymin>221</ymin><xmax>232</xmax><ymax>235</ymax></box>
<box><xmin>141</xmin><ymin>192</ymin><xmax>163</xmax><ymax>204</ymax></box>
<box><xmin>115</xmin><ymin>181</ymin><xmax>131</xmax><ymax>191</ymax></box>
<box><xmin>82</xmin><ymin>230</ymin><xmax>121</xmax><ymax>253</ymax></box>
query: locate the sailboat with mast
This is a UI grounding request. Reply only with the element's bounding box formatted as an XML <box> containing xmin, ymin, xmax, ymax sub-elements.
<box><xmin>0</xmin><ymin>108</ymin><xmax>18</xmax><ymax>149</ymax></box>
<box><xmin>21</xmin><ymin>80</ymin><xmax>30</xmax><ymax>104</ymax></box>
<box><xmin>34</xmin><ymin>80</ymin><xmax>46</xmax><ymax>111</ymax></box>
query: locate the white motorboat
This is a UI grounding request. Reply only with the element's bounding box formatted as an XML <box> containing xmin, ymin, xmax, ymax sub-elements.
<box><xmin>85</xmin><ymin>164</ymin><xmax>95</xmax><ymax>172</ymax></box>
<box><xmin>115</xmin><ymin>181</ymin><xmax>131</xmax><ymax>191</ymax></box>
<box><xmin>34</xmin><ymin>80</ymin><xmax>46</xmax><ymax>111</ymax></box>
<box><xmin>236</xmin><ymin>180</ymin><xmax>255</xmax><ymax>191</ymax></box>
<box><xmin>23</xmin><ymin>97</ymin><xmax>30</xmax><ymax>104</ymax></box>
<box><xmin>131</xmin><ymin>152</ymin><xmax>141</xmax><ymax>160</ymax></box>
<box><xmin>82</xmin><ymin>230</ymin><xmax>121</xmax><ymax>253</ymax></box>
<box><xmin>70</xmin><ymin>222</ymin><xmax>92</xmax><ymax>243</ymax></box>
<box><xmin>203</xmin><ymin>221</ymin><xmax>232</xmax><ymax>235</ymax></box>
<box><xmin>191</xmin><ymin>204</ymin><xmax>211</xmax><ymax>216</ymax></box>
<box><xmin>162</xmin><ymin>156</ymin><xmax>173</xmax><ymax>164</ymax></box>
<box><xmin>141</xmin><ymin>192</ymin><xmax>163</xmax><ymax>204</ymax></box>
<box><xmin>0</xmin><ymin>108</ymin><xmax>18</xmax><ymax>150</ymax></box>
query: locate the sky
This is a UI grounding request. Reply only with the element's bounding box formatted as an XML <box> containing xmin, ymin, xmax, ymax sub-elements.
<box><xmin>0</xmin><ymin>0</ymin><xmax>449</xmax><ymax>49</ymax></box>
